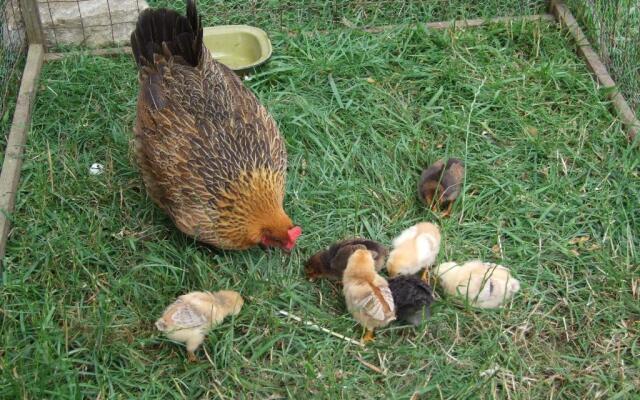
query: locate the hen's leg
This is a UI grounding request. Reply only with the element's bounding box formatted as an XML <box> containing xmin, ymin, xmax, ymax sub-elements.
<box><xmin>187</xmin><ymin>351</ymin><xmax>197</xmax><ymax>363</ymax></box>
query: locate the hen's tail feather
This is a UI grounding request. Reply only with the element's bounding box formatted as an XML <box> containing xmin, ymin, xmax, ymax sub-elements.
<box><xmin>131</xmin><ymin>0</ymin><xmax>203</xmax><ymax>68</ymax></box>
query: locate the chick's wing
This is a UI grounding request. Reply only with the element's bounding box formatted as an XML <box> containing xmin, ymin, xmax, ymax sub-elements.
<box><xmin>354</xmin><ymin>285</ymin><xmax>395</xmax><ymax>321</ymax></box>
<box><xmin>171</xmin><ymin>304</ymin><xmax>208</xmax><ymax>328</ymax></box>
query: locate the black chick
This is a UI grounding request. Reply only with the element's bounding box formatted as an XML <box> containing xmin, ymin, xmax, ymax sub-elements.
<box><xmin>418</xmin><ymin>158</ymin><xmax>464</xmax><ymax>217</ymax></box>
<box><xmin>388</xmin><ymin>275</ymin><xmax>434</xmax><ymax>326</ymax></box>
<box><xmin>304</xmin><ymin>238</ymin><xmax>388</xmax><ymax>281</ymax></box>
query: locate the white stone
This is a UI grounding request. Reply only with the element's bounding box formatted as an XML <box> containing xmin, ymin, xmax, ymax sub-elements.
<box><xmin>37</xmin><ymin>0</ymin><xmax>149</xmax><ymax>47</ymax></box>
<box><xmin>89</xmin><ymin>163</ymin><xmax>104</xmax><ymax>175</ymax></box>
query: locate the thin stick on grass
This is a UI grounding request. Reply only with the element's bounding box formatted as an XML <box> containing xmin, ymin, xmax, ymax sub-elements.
<box><xmin>278</xmin><ymin>310</ymin><xmax>364</xmax><ymax>347</ymax></box>
<box><xmin>355</xmin><ymin>354</ymin><xmax>386</xmax><ymax>375</ymax></box>
<box><xmin>46</xmin><ymin>140</ymin><xmax>54</xmax><ymax>192</ymax></box>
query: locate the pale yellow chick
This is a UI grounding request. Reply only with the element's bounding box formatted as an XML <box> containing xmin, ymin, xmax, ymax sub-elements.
<box><xmin>343</xmin><ymin>249</ymin><xmax>396</xmax><ymax>343</ymax></box>
<box><xmin>386</xmin><ymin>222</ymin><xmax>441</xmax><ymax>281</ymax></box>
<box><xmin>433</xmin><ymin>260</ymin><xmax>520</xmax><ymax>308</ymax></box>
<box><xmin>156</xmin><ymin>290</ymin><xmax>244</xmax><ymax>361</ymax></box>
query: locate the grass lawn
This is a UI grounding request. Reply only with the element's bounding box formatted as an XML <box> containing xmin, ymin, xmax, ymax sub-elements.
<box><xmin>1</xmin><ymin>2</ymin><xmax>639</xmax><ymax>399</ymax></box>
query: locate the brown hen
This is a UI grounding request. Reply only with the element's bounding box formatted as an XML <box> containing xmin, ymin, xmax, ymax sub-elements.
<box><xmin>130</xmin><ymin>0</ymin><xmax>301</xmax><ymax>250</ymax></box>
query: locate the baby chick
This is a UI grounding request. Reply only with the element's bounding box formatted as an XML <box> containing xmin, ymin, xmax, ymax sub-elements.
<box><xmin>433</xmin><ymin>260</ymin><xmax>520</xmax><ymax>308</ymax></box>
<box><xmin>156</xmin><ymin>290</ymin><xmax>244</xmax><ymax>361</ymax></box>
<box><xmin>388</xmin><ymin>275</ymin><xmax>434</xmax><ymax>326</ymax></box>
<box><xmin>386</xmin><ymin>222</ymin><xmax>441</xmax><ymax>282</ymax></box>
<box><xmin>343</xmin><ymin>249</ymin><xmax>396</xmax><ymax>343</ymax></box>
<box><xmin>304</xmin><ymin>238</ymin><xmax>388</xmax><ymax>281</ymax></box>
<box><xmin>418</xmin><ymin>158</ymin><xmax>464</xmax><ymax>217</ymax></box>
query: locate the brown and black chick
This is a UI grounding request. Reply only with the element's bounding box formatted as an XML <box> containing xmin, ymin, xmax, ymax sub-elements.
<box><xmin>388</xmin><ymin>275</ymin><xmax>434</xmax><ymax>326</ymax></box>
<box><xmin>304</xmin><ymin>238</ymin><xmax>388</xmax><ymax>281</ymax></box>
<box><xmin>418</xmin><ymin>158</ymin><xmax>464</xmax><ymax>217</ymax></box>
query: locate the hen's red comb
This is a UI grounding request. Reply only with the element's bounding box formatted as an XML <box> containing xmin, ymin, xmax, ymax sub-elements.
<box><xmin>287</xmin><ymin>226</ymin><xmax>302</xmax><ymax>242</ymax></box>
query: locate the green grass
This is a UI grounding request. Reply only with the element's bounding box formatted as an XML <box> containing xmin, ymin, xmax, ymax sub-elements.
<box><xmin>1</xmin><ymin>12</ymin><xmax>639</xmax><ymax>400</ymax></box>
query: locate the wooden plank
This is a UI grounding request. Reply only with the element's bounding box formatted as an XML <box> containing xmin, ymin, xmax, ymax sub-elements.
<box><xmin>550</xmin><ymin>0</ymin><xmax>639</xmax><ymax>141</ymax></box>
<box><xmin>0</xmin><ymin>44</ymin><xmax>45</xmax><ymax>267</ymax></box>
<box><xmin>44</xmin><ymin>46</ymin><xmax>134</xmax><ymax>62</ymax></box>
<box><xmin>361</xmin><ymin>13</ymin><xmax>555</xmax><ymax>33</ymax></box>
<box><xmin>19</xmin><ymin>0</ymin><xmax>44</xmax><ymax>45</ymax></box>
<box><xmin>426</xmin><ymin>13</ymin><xmax>556</xmax><ymax>29</ymax></box>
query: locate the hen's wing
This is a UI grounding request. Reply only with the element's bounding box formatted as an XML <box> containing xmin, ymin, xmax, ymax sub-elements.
<box><xmin>134</xmin><ymin>62</ymin><xmax>209</xmax><ymax>211</ymax></box>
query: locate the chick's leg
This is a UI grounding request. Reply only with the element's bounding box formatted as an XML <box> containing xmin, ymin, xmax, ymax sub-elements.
<box><xmin>425</xmin><ymin>194</ymin><xmax>437</xmax><ymax>212</ymax></box>
<box><xmin>186</xmin><ymin>336</ymin><xmax>203</xmax><ymax>363</ymax></box>
<box><xmin>441</xmin><ymin>202</ymin><xmax>453</xmax><ymax>218</ymax></box>
<box><xmin>421</xmin><ymin>268</ymin><xmax>430</xmax><ymax>282</ymax></box>
<box><xmin>362</xmin><ymin>329</ymin><xmax>375</xmax><ymax>343</ymax></box>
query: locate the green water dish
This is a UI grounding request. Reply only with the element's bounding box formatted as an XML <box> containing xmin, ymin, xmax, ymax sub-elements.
<box><xmin>202</xmin><ymin>25</ymin><xmax>273</xmax><ymax>71</ymax></box>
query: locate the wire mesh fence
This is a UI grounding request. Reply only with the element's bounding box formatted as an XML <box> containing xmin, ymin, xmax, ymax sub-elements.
<box><xmin>1</xmin><ymin>0</ymin><xmax>26</xmax><ymax>130</ymax></box>
<box><xmin>151</xmin><ymin>0</ymin><xmax>547</xmax><ymax>33</ymax></box>
<box><xmin>1</xmin><ymin>0</ymin><xmax>638</xmax><ymax>125</ymax></box>
<box><xmin>37</xmin><ymin>0</ymin><xmax>631</xmax><ymax>110</ymax></box>
<box><xmin>566</xmin><ymin>0</ymin><xmax>639</xmax><ymax>112</ymax></box>
<box><xmin>33</xmin><ymin>0</ymin><xmax>548</xmax><ymax>49</ymax></box>
<box><xmin>38</xmin><ymin>0</ymin><xmax>148</xmax><ymax>48</ymax></box>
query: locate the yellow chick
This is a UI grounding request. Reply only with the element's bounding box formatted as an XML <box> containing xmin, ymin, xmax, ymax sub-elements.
<box><xmin>343</xmin><ymin>249</ymin><xmax>396</xmax><ymax>343</ymax></box>
<box><xmin>156</xmin><ymin>290</ymin><xmax>244</xmax><ymax>361</ymax></box>
<box><xmin>433</xmin><ymin>261</ymin><xmax>520</xmax><ymax>308</ymax></box>
<box><xmin>386</xmin><ymin>222</ymin><xmax>441</xmax><ymax>281</ymax></box>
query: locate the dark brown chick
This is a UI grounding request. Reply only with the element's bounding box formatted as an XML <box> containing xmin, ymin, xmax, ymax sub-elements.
<box><xmin>131</xmin><ymin>1</ymin><xmax>301</xmax><ymax>251</ymax></box>
<box><xmin>388</xmin><ymin>275</ymin><xmax>434</xmax><ymax>326</ymax></box>
<box><xmin>304</xmin><ymin>239</ymin><xmax>388</xmax><ymax>281</ymax></box>
<box><xmin>418</xmin><ymin>158</ymin><xmax>464</xmax><ymax>217</ymax></box>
